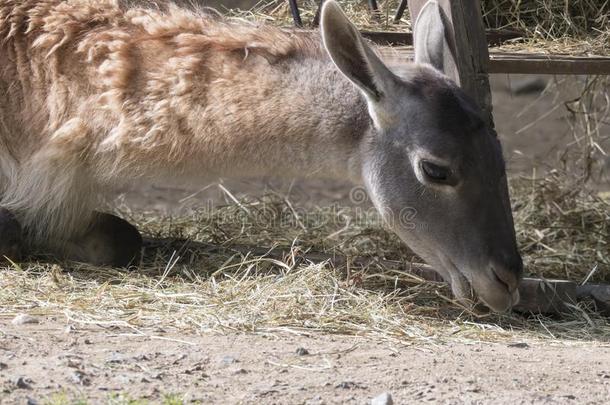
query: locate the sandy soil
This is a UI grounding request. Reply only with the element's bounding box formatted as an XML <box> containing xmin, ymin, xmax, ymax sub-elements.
<box><xmin>1</xmin><ymin>320</ymin><xmax>610</xmax><ymax>404</ymax></box>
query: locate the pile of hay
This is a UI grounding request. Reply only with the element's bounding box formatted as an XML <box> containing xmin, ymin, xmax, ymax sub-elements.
<box><xmin>512</xmin><ymin>174</ymin><xmax>609</xmax><ymax>283</ymax></box>
<box><xmin>138</xmin><ymin>175</ymin><xmax>609</xmax><ymax>285</ymax></box>
<box><xmin>481</xmin><ymin>0</ymin><xmax>610</xmax><ymax>54</ymax></box>
<box><xmin>229</xmin><ymin>0</ymin><xmax>609</xmax><ymax>55</ymax></box>
<box><xmin>226</xmin><ymin>0</ymin><xmax>405</xmax><ymax>31</ymax></box>
<box><xmin>1</xmin><ymin>175</ymin><xmax>607</xmax><ymax>344</ymax></box>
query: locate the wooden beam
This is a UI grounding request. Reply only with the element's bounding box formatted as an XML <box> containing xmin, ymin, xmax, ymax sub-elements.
<box><xmin>379</xmin><ymin>47</ymin><xmax>610</xmax><ymax>76</ymax></box>
<box><xmin>576</xmin><ymin>284</ymin><xmax>610</xmax><ymax>316</ymax></box>
<box><xmin>488</xmin><ymin>53</ymin><xmax>610</xmax><ymax>75</ymax></box>
<box><xmin>408</xmin><ymin>0</ymin><xmax>495</xmax><ymax>127</ymax></box>
<box><xmin>513</xmin><ymin>278</ymin><xmax>576</xmax><ymax>314</ymax></box>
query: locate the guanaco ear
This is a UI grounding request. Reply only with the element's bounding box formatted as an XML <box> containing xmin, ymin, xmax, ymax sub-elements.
<box><xmin>413</xmin><ymin>1</ymin><xmax>457</xmax><ymax>78</ymax></box>
<box><xmin>321</xmin><ymin>0</ymin><xmax>397</xmax><ymax>103</ymax></box>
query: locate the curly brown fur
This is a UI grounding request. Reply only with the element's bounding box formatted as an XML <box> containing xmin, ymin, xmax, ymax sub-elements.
<box><xmin>0</xmin><ymin>0</ymin><xmax>363</xmax><ymax>252</ymax></box>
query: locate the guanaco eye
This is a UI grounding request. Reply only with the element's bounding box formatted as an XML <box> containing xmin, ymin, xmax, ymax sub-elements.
<box><xmin>421</xmin><ymin>160</ymin><xmax>452</xmax><ymax>183</ymax></box>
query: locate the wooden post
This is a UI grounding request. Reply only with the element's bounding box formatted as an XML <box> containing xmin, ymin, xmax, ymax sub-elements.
<box><xmin>577</xmin><ymin>284</ymin><xmax>610</xmax><ymax>316</ymax></box>
<box><xmin>513</xmin><ymin>278</ymin><xmax>577</xmax><ymax>314</ymax></box>
<box><xmin>408</xmin><ymin>0</ymin><xmax>495</xmax><ymax>128</ymax></box>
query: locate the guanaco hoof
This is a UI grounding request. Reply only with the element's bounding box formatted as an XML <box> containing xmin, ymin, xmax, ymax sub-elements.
<box><xmin>0</xmin><ymin>207</ymin><xmax>22</xmax><ymax>263</ymax></box>
<box><xmin>70</xmin><ymin>213</ymin><xmax>142</xmax><ymax>267</ymax></box>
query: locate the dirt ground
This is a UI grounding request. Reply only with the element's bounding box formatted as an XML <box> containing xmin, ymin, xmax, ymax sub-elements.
<box><xmin>1</xmin><ymin>320</ymin><xmax>610</xmax><ymax>404</ymax></box>
<box><xmin>1</xmin><ymin>75</ymin><xmax>609</xmax><ymax>404</ymax></box>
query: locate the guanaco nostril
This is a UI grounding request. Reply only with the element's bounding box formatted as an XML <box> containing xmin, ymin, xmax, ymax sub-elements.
<box><xmin>491</xmin><ymin>265</ymin><xmax>521</xmax><ymax>293</ymax></box>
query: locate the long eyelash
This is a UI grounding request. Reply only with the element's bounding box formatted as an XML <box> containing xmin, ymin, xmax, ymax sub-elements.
<box><xmin>416</xmin><ymin>182</ymin><xmax>427</xmax><ymax>199</ymax></box>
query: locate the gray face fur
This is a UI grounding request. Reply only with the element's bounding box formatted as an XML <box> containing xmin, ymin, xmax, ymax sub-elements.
<box><xmin>321</xmin><ymin>1</ymin><xmax>522</xmax><ymax>312</ymax></box>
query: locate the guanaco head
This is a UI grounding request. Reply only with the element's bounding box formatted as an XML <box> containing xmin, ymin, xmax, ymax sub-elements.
<box><xmin>321</xmin><ymin>0</ymin><xmax>522</xmax><ymax>312</ymax></box>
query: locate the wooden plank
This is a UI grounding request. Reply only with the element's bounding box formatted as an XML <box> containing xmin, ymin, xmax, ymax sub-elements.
<box><xmin>408</xmin><ymin>0</ymin><xmax>495</xmax><ymax>127</ymax></box>
<box><xmin>488</xmin><ymin>53</ymin><xmax>610</xmax><ymax>75</ymax></box>
<box><xmin>513</xmin><ymin>278</ymin><xmax>576</xmax><ymax>314</ymax></box>
<box><xmin>379</xmin><ymin>47</ymin><xmax>610</xmax><ymax>75</ymax></box>
<box><xmin>361</xmin><ymin>30</ymin><xmax>413</xmax><ymax>46</ymax></box>
<box><xmin>576</xmin><ymin>284</ymin><xmax>610</xmax><ymax>316</ymax></box>
<box><xmin>361</xmin><ymin>29</ymin><xmax>523</xmax><ymax>47</ymax></box>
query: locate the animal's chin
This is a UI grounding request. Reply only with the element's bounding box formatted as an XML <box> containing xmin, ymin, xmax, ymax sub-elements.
<box><xmin>448</xmin><ymin>272</ymin><xmax>516</xmax><ymax>313</ymax></box>
<box><xmin>475</xmin><ymin>280</ymin><xmax>519</xmax><ymax>313</ymax></box>
<box><xmin>397</xmin><ymin>239</ymin><xmax>517</xmax><ymax>312</ymax></box>
<box><xmin>438</xmin><ymin>257</ymin><xmax>517</xmax><ymax>313</ymax></box>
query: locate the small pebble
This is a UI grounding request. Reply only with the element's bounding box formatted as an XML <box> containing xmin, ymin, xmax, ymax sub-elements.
<box><xmin>295</xmin><ymin>347</ymin><xmax>310</xmax><ymax>356</ymax></box>
<box><xmin>11</xmin><ymin>314</ymin><xmax>39</xmax><ymax>326</ymax></box>
<box><xmin>371</xmin><ymin>392</ymin><xmax>393</xmax><ymax>405</ymax></box>
<box><xmin>508</xmin><ymin>342</ymin><xmax>529</xmax><ymax>349</ymax></box>
<box><xmin>106</xmin><ymin>352</ymin><xmax>127</xmax><ymax>364</ymax></box>
<box><xmin>184</xmin><ymin>363</ymin><xmax>205</xmax><ymax>375</ymax></box>
<box><xmin>335</xmin><ymin>381</ymin><xmax>364</xmax><ymax>389</ymax></box>
<box><xmin>13</xmin><ymin>376</ymin><xmax>32</xmax><ymax>389</ymax></box>
<box><xmin>133</xmin><ymin>354</ymin><xmax>152</xmax><ymax>362</ymax></box>
<box><xmin>305</xmin><ymin>395</ymin><xmax>323</xmax><ymax>405</ymax></box>
<box><xmin>0</xmin><ymin>362</ymin><xmax>7</xmax><ymax>370</ymax></box>
<box><xmin>563</xmin><ymin>394</ymin><xmax>576</xmax><ymax>400</ymax></box>
<box><xmin>65</xmin><ymin>359</ymin><xmax>82</xmax><ymax>369</ymax></box>
<box><xmin>150</xmin><ymin>372</ymin><xmax>164</xmax><ymax>380</ymax></box>
<box><xmin>220</xmin><ymin>355</ymin><xmax>238</xmax><ymax>365</ymax></box>
<box><xmin>70</xmin><ymin>370</ymin><xmax>90</xmax><ymax>386</ymax></box>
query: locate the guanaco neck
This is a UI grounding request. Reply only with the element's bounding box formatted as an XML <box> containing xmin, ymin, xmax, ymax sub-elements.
<box><xmin>1</xmin><ymin>1</ymin><xmax>373</xmax><ymax>186</ymax></box>
<box><xmin>177</xmin><ymin>49</ymin><xmax>372</xmax><ymax>184</ymax></box>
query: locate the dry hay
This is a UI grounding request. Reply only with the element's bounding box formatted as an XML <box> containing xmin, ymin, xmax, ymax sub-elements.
<box><xmin>514</xmin><ymin>74</ymin><xmax>610</xmax><ymax>194</ymax></box>
<box><xmin>560</xmin><ymin>75</ymin><xmax>610</xmax><ymax>183</ymax></box>
<box><xmin>224</xmin><ymin>0</ymin><xmax>407</xmax><ymax>31</ymax></box>
<box><xmin>225</xmin><ymin>0</ymin><xmax>609</xmax><ymax>55</ymax></box>
<box><xmin>481</xmin><ymin>0</ymin><xmax>610</xmax><ymax>55</ymax></box>
<box><xmin>513</xmin><ymin>173</ymin><xmax>609</xmax><ymax>283</ymax></box>
<box><xmin>0</xmin><ymin>174</ymin><xmax>608</xmax><ymax>345</ymax></box>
